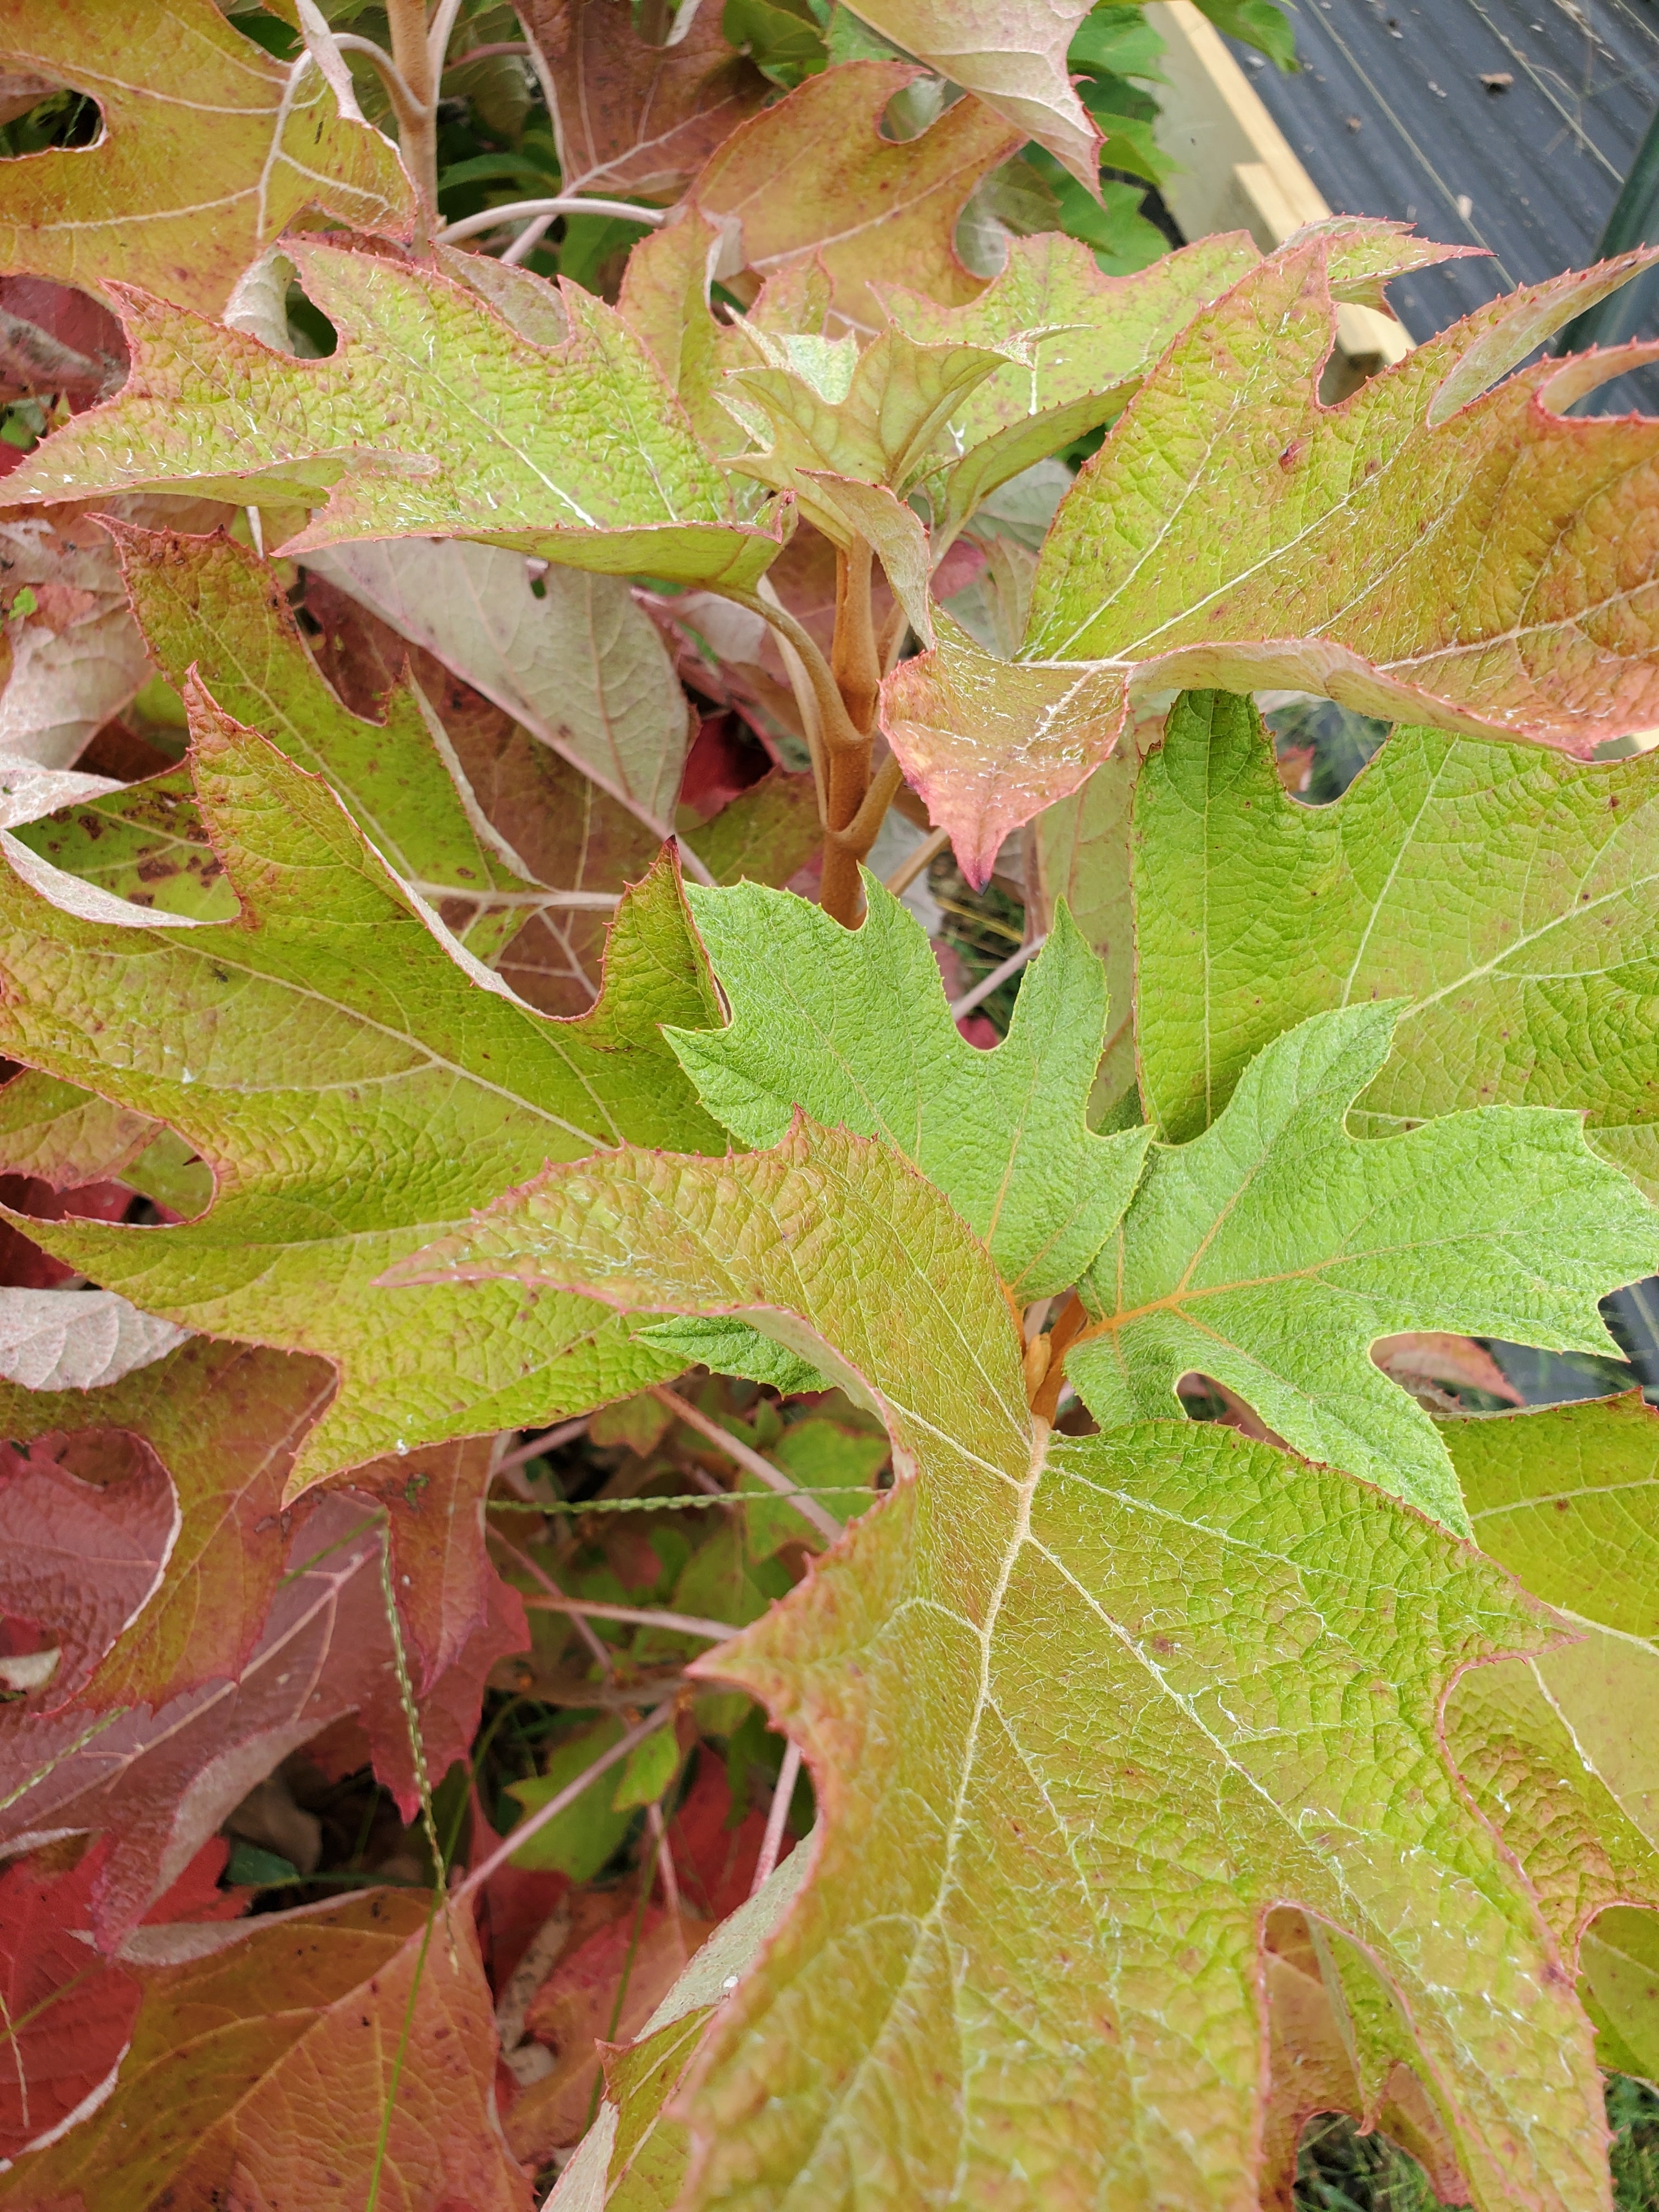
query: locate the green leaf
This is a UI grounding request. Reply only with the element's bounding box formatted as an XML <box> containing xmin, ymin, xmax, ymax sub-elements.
<box><xmin>104</xmin><ymin>522</ymin><xmax>538</xmax><ymax>949</ymax></box>
<box><xmin>1443</xmin><ymin>1395</ymin><xmax>1659</xmax><ymax>1908</ymax></box>
<box><xmin>1133</xmin><ymin>691</ymin><xmax>1659</xmax><ymax>1202</ymax></box>
<box><xmin>887</xmin><ymin>232</ymin><xmax>1260</xmax><ymax>549</ymax></box>
<box><xmin>721</xmin><ymin>0</ymin><xmax>829</xmax><ymax>89</ymax></box>
<box><xmin>507</xmin><ymin>1716</ymin><xmax>632</xmax><ymax>1877</ymax></box>
<box><xmin>1193</xmin><ymin>0</ymin><xmax>1297</xmax><ymax>70</ymax></box>
<box><xmin>399</xmin><ymin>1118</ymin><xmax>1605</xmax><ymax>2209</ymax></box>
<box><xmin>0</xmin><ymin>699</ymin><xmax>726</xmax><ymax>1486</ymax></box>
<box><xmin>880</xmin><ymin>230</ymin><xmax>1659</xmax><ymax>880</ymax></box>
<box><xmin>721</xmin><ymin>323</ymin><xmax>1024</xmax><ymax>521</ymax></box>
<box><xmin>683</xmin><ymin>769</ymin><xmax>820</xmax><ymax>889</ymax></box>
<box><xmin>612</xmin><ymin>1724</ymin><xmax>681</xmax><ymax>1812</ymax></box>
<box><xmin>688</xmin><ymin>59</ymin><xmax>1020</xmax><ymax>336</ymax></box>
<box><xmin>0</xmin><ymin>0</ymin><xmax>415</xmax><ymax>315</ymax></box>
<box><xmin>832</xmin><ymin>1</ymin><xmax>1103</xmax><ymax>191</ymax></box>
<box><xmin>3</xmin><ymin>246</ymin><xmax>789</xmax><ymax>591</ymax></box>
<box><xmin>1069</xmin><ymin>1003</ymin><xmax>1659</xmax><ymax>1529</ymax></box>
<box><xmin>634</xmin><ymin>1316</ymin><xmax>830</xmax><ymax>1397</ymax></box>
<box><xmin>667</xmin><ymin>875</ymin><xmax>1153</xmax><ymax>1297</ymax></box>
<box><xmin>742</xmin><ymin>1415</ymin><xmax>889</xmax><ymax>1559</ymax></box>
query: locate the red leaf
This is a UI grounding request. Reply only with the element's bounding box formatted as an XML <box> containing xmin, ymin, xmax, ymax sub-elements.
<box><xmin>0</xmin><ymin>1431</ymin><xmax>173</xmax><ymax>1705</ymax></box>
<box><xmin>0</xmin><ymin>1340</ymin><xmax>336</xmax><ymax>1712</ymax></box>
<box><xmin>0</xmin><ymin>1843</ymin><xmax>139</xmax><ymax>2162</ymax></box>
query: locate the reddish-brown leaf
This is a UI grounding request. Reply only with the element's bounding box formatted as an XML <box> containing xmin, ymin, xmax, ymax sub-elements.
<box><xmin>0</xmin><ymin>1341</ymin><xmax>336</xmax><ymax>1712</ymax></box>
<box><xmin>0</xmin><ymin>1889</ymin><xmax>530</xmax><ymax>2212</ymax></box>
<box><xmin>522</xmin><ymin>0</ymin><xmax>769</xmax><ymax>202</ymax></box>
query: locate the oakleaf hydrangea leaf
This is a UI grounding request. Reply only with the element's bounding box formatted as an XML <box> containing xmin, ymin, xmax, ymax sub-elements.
<box><xmin>0</xmin><ymin>0</ymin><xmax>415</xmax><ymax>316</ymax></box>
<box><xmin>885</xmin><ymin>230</ymin><xmax>1260</xmax><ymax>548</ymax></box>
<box><xmin>634</xmin><ymin>1316</ymin><xmax>830</xmax><ymax>1397</ymax></box>
<box><xmin>99</xmin><ymin>522</ymin><xmax>535</xmax><ymax>953</ymax></box>
<box><xmin>1069</xmin><ymin>1003</ymin><xmax>1659</xmax><ymax>1530</ymax></box>
<box><xmin>4</xmin><ymin>247</ymin><xmax>788</xmax><ymax>590</ymax></box>
<box><xmin>1443</xmin><ymin>1397</ymin><xmax>1659</xmax><ymax>1953</ymax></box>
<box><xmin>836</xmin><ymin>1</ymin><xmax>1103</xmax><ymax>191</ymax></box>
<box><xmin>667</xmin><ymin>875</ymin><xmax>1152</xmax><ymax>1297</ymax></box>
<box><xmin>1135</xmin><ymin>690</ymin><xmax>1659</xmax><ymax>1197</ymax></box>
<box><xmin>0</xmin><ymin>1892</ymin><xmax>527</xmax><ymax>2212</ymax></box>
<box><xmin>882</xmin><ymin>233</ymin><xmax>1659</xmax><ymax>879</ymax></box>
<box><xmin>688</xmin><ymin>60</ymin><xmax>1020</xmax><ymax>336</ymax></box>
<box><xmin>0</xmin><ymin>696</ymin><xmax>725</xmax><ymax>1486</ymax></box>
<box><xmin>398</xmin><ymin>1120</ymin><xmax>1606</xmax><ymax>2212</ymax></box>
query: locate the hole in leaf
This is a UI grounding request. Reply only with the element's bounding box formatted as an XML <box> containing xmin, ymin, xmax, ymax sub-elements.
<box><xmin>0</xmin><ymin>86</ymin><xmax>101</xmax><ymax>158</ymax></box>
<box><xmin>284</xmin><ymin>279</ymin><xmax>338</xmax><ymax>360</ymax></box>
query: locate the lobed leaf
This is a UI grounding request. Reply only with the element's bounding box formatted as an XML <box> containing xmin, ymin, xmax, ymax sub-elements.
<box><xmin>0</xmin><ymin>0</ymin><xmax>415</xmax><ymax>315</ymax></box>
<box><xmin>1134</xmin><ymin>689</ymin><xmax>1659</xmax><ymax>1197</ymax></box>
<box><xmin>304</xmin><ymin>537</ymin><xmax>693</xmax><ymax>836</ymax></box>
<box><xmin>687</xmin><ymin>61</ymin><xmax>1020</xmax><ymax>335</ymax></box>
<box><xmin>523</xmin><ymin>0</ymin><xmax>769</xmax><ymax>201</ymax></box>
<box><xmin>667</xmin><ymin>874</ymin><xmax>1151</xmax><ymax>1297</ymax></box>
<box><xmin>0</xmin><ymin>1889</ymin><xmax>529</xmax><ymax>2212</ymax></box>
<box><xmin>2</xmin><ymin>245</ymin><xmax>788</xmax><ymax>589</ymax></box>
<box><xmin>882</xmin><ymin>233</ymin><xmax>1659</xmax><ymax>879</ymax></box>
<box><xmin>399</xmin><ymin>1119</ymin><xmax>1604</xmax><ymax>2211</ymax></box>
<box><xmin>0</xmin><ymin>700</ymin><xmax>725</xmax><ymax>1483</ymax></box>
<box><xmin>1069</xmin><ymin>1002</ymin><xmax>1659</xmax><ymax>1528</ymax></box>
<box><xmin>884</xmin><ymin>229</ymin><xmax>1261</xmax><ymax>548</ymax></box>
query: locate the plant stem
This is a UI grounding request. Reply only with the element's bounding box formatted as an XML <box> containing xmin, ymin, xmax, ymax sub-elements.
<box><xmin>752</xmin><ymin>1740</ymin><xmax>802</xmax><ymax>1894</ymax></box>
<box><xmin>820</xmin><ymin>541</ymin><xmax>884</xmax><ymax>927</ymax></box>
<box><xmin>385</xmin><ymin>0</ymin><xmax>438</xmax><ymax>216</ymax></box>
<box><xmin>455</xmin><ymin>1707</ymin><xmax>676</xmax><ymax>1905</ymax></box>
<box><xmin>650</xmin><ymin>1385</ymin><xmax>845</xmax><ymax>1545</ymax></box>
<box><xmin>436</xmin><ymin>196</ymin><xmax>668</xmax><ymax>246</ymax></box>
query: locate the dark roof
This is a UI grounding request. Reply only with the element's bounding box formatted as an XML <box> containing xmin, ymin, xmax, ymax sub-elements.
<box><xmin>1229</xmin><ymin>0</ymin><xmax>1659</xmax><ymax>396</ymax></box>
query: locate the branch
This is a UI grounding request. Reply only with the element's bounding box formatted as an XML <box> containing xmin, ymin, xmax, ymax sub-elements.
<box><xmin>443</xmin><ymin>41</ymin><xmax>532</xmax><ymax>68</ymax></box>
<box><xmin>329</xmin><ymin>32</ymin><xmax>422</xmax><ymax>133</ymax></box>
<box><xmin>521</xmin><ymin>1592</ymin><xmax>737</xmax><ymax>1642</ymax></box>
<box><xmin>455</xmin><ymin>1705</ymin><xmax>676</xmax><ymax>1904</ymax></box>
<box><xmin>650</xmin><ymin>1385</ymin><xmax>847</xmax><ymax>1545</ymax></box>
<box><xmin>720</xmin><ymin>584</ymin><xmax>862</xmax><ymax>757</ymax></box>
<box><xmin>751</xmin><ymin>1740</ymin><xmax>802</xmax><ymax>1895</ymax></box>
<box><xmin>950</xmin><ymin>935</ymin><xmax>1045</xmax><ymax>1020</ymax></box>
<box><xmin>884</xmin><ymin>824</ymin><xmax>949</xmax><ymax>897</ymax></box>
<box><xmin>827</xmin><ymin>750</ymin><xmax>905</xmax><ymax>860</ymax></box>
<box><xmin>436</xmin><ymin>196</ymin><xmax>668</xmax><ymax>246</ymax></box>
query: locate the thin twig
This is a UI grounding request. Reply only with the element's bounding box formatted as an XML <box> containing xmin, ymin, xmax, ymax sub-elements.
<box><xmin>503</xmin><ymin>212</ymin><xmax>558</xmax><ymax>266</ymax></box>
<box><xmin>521</xmin><ymin>1592</ymin><xmax>737</xmax><ymax>1643</ymax></box>
<box><xmin>436</xmin><ymin>196</ymin><xmax>668</xmax><ymax>245</ymax></box>
<box><xmin>650</xmin><ymin>1386</ymin><xmax>844</xmax><ymax>1545</ymax></box>
<box><xmin>486</xmin><ymin>1522</ymin><xmax>614</xmax><ymax>1671</ymax></box>
<box><xmin>495</xmin><ymin>1417</ymin><xmax>589</xmax><ymax>1477</ymax></box>
<box><xmin>950</xmin><ymin>935</ymin><xmax>1046</xmax><ymax>1022</ymax></box>
<box><xmin>751</xmin><ymin>1740</ymin><xmax>802</xmax><ymax>1895</ymax></box>
<box><xmin>884</xmin><ymin>824</ymin><xmax>949</xmax><ymax>898</ymax></box>
<box><xmin>646</xmin><ymin>1800</ymin><xmax>684</xmax><ymax>1928</ymax></box>
<box><xmin>330</xmin><ymin>32</ymin><xmax>422</xmax><ymax>131</ymax></box>
<box><xmin>456</xmin><ymin>1706</ymin><xmax>676</xmax><ymax>1905</ymax></box>
<box><xmin>443</xmin><ymin>41</ymin><xmax>532</xmax><ymax>68</ymax></box>
<box><xmin>724</xmin><ymin>585</ymin><xmax>861</xmax><ymax>756</ymax></box>
<box><xmin>426</xmin><ymin>0</ymin><xmax>469</xmax><ymax>74</ymax></box>
<box><xmin>410</xmin><ymin>880</ymin><xmax>619</xmax><ymax>911</ymax></box>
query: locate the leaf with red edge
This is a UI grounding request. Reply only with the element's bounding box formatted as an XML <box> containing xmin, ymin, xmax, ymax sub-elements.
<box><xmin>882</xmin><ymin>234</ymin><xmax>1659</xmax><ymax>882</ymax></box>
<box><xmin>0</xmin><ymin>1430</ymin><xmax>174</xmax><ymax>1707</ymax></box>
<box><xmin>0</xmin><ymin>1837</ymin><xmax>245</xmax><ymax>2168</ymax></box>
<box><xmin>687</xmin><ymin>62</ymin><xmax>1020</xmax><ymax>336</ymax></box>
<box><xmin>0</xmin><ymin>0</ymin><xmax>415</xmax><ymax>317</ymax></box>
<box><xmin>522</xmin><ymin>0</ymin><xmax>769</xmax><ymax>202</ymax></box>
<box><xmin>0</xmin><ymin>1492</ymin><xmax>522</xmax><ymax>1950</ymax></box>
<box><xmin>0</xmin><ymin>1340</ymin><xmax>334</xmax><ymax>1713</ymax></box>
<box><xmin>0</xmin><ymin>1889</ymin><xmax>530</xmax><ymax>2212</ymax></box>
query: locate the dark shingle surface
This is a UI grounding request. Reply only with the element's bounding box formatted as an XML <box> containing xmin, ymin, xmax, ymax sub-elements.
<box><xmin>1229</xmin><ymin>0</ymin><xmax>1659</xmax><ymax>340</ymax></box>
